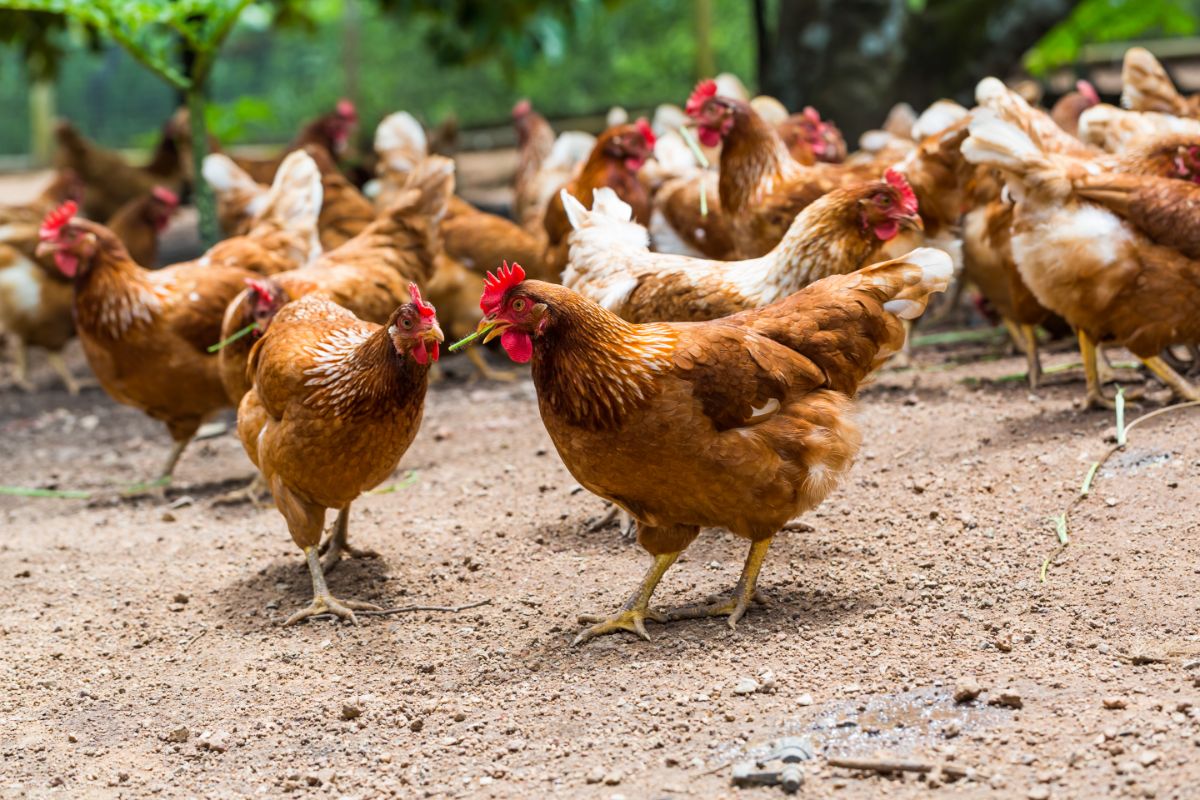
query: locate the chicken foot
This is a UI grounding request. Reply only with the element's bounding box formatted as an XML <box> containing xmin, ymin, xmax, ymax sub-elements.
<box><xmin>573</xmin><ymin>551</ymin><xmax>679</xmax><ymax>646</ymax></box>
<box><xmin>284</xmin><ymin>545</ymin><xmax>382</xmax><ymax>626</ymax></box>
<box><xmin>1142</xmin><ymin>356</ymin><xmax>1200</xmax><ymax>402</ymax></box>
<box><xmin>46</xmin><ymin>352</ymin><xmax>82</xmax><ymax>396</ymax></box>
<box><xmin>9</xmin><ymin>338</ymin><xmax>34</xmax><ymax>392</ymax></box>
<box><xmin>1080</xmin><ymin>331</ymin><xmax>1121</xmax><ymax>410</ymax></box>
<box><xmin>666</xmin><ymin>537</ymin><xmax>772</xmax><ymax>630</ymax></box>
<box><xmin>318</xmin><ymin>505</ymin><xmax>380</xmax><ymax>573</ymax></box>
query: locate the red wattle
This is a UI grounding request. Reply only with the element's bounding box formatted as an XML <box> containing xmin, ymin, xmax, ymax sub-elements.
<box><xmin>55</xmin><ymin>252</ymin><xmax>79</xmax><ymax>277</ymax></box>
<box><xmin>412</xmin><ymin>340</ymin><xmax>429</xmax><ymax>365</ymax></box>
<box><xmin>430</xmin><ymin>342</ymin><xmax>440</xmax><ymax>362</ymax></box>
<box><xmin>624</xmin><ymin>157</ymin><xmax>645</xmax><ymax>172</ymax></box>
<box><xmin>873</xmin><ymin>221</ymin><xmax>899</xmax><ymax>241</ymax></box>
<box><xmin>501</xmin><ymin>329</ymin><xmax>533</xmax><ymax>363</ymax></box>
<box><xmin>698</xmin><ymin>127</ymin><xmax>722</xmax><ymax>148</ymax></box>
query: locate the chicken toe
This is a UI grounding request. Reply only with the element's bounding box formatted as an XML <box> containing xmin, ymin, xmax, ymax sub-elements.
<box><xmin>666</xmin><ymin>538</ymin><xmax>772</xmax><ymax>630</ymax></box>
<box><xmin>572</xmin><ymin>551</ymin><xmax>678</xmax><ymax>646</ymax></box>
<box><xmin>285</xmin><ymin>545</ymin><xmax>382</xmax><ymax>626</ymax></box>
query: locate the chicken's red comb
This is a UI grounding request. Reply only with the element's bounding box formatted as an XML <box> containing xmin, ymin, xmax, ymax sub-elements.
<box><xmin>802</xmin><ymin>106</ymin><xmax>822</xmax><ymax>124</ymax></box>
<box><xmin>686</xmin><ymin>79</ymin><xmax>718</xmax><ymax>117</ymax></box>
<box><xmin>245</xmin><ymin>278</ymin><xmax>274</xmax><ymax>305</ymax></box>
<box><xmin>884</xmin><ymin>169</ymin><xmax>919</xmax><ymax>215</ymax></box>
<box><xmin>409</xmin><ymin>283</ymin><xmax>436</xmax><ymax>320</ymax></box>
<box><xmin>336</xmin><ymin>99</ymin><xmax>357</xmax><ymax>120</ymax></box>
<box><xmin>512</xmin><ymin>99</ymin><xmax>532</xmax><ymax>118</ymax></box>
<box><xmin>1076</xmin><ymin>79</ymin><xmax>1100</xmax><ymax>106</ymax></box>
<box><xmin>39</xmin><ymin>200</ymin><xmax>77</xmax><ymax>241</ymax></box>
<box><xmin>152</xmin><ymin>186</ymin><xmax>179</xmax><ymax>207</ymax></box>
<box><xmin>635</xmin><ymin>117</ymin><xmax>656</xmax><ymax>149</ymax></box>
<box><xmin>480</xmin><ymin>260</ymin><xmax>526</xmax><ymax>313</ymax></box>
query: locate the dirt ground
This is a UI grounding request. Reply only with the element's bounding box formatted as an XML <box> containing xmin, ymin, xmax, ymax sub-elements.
<box><xmin>2</xmin><ymin>326</ymin><xmax>1199</xmax><ymax>800</ymax></box>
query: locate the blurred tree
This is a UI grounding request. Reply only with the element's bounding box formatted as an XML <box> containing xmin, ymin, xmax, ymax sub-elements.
<box><xmin>1025</xmin><ymin>0</ymin><xmax>1200</xmax><ymax>74</ymax></box>
<box><xmin>0</xmin><ymin>0</ymin><xmax>316</xmax><ymax>242</ymax></box>
<box><xmin>754</xmin><ymin>0</ymin><xmax>1079</xmax><ymax>139</ymax></box>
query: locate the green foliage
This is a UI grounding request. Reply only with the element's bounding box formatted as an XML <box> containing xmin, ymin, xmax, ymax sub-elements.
<box><xmin>1025</xmin><ymin>0</ymin><xmax>1200</xmax><ymax>74</ymax></box>
<box><xmin>204</xmin><ymin>94</ymin><xmax>274</xmax><ymax>141</ymax></box>
<box><xmin>376</xmin><ymin>0</ymin><xmax>622</xmax><ymax>72</ymax></box>
<box><xmin>0</xmin><ymin>9</ymin><xmax>85</xmax><ymax>80</ymax></box>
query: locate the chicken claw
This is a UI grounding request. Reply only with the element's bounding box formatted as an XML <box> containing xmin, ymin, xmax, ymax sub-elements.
<box><xmin>571</xmin><ymin>551</ymin><xmax>679</xmax><ymax>646</ymax></box>
<box><xmin>285</xmin><ymin>545</ymin><xmax>381</xmax><ymax>626</ymax></box>
<box><xmin>666</xmin><ymin>538</ymin><xmax>772</xmax><ymax>630</ymax></box>
<box><xmin>284</xmin><ymin>594</ymin><xmax>383</xmax><ymax>626</ymax></box>
<box><xmin>574</xmin><ymin>607</ymin><xmax>666</xmax><ymax>645</ymax></box>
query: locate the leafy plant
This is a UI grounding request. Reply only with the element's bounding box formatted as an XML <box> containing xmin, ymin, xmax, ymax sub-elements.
<box><xmin>1025</xmin><ymin>0</ymin><xmax>1200</xmax><ymax>75</ymax></box>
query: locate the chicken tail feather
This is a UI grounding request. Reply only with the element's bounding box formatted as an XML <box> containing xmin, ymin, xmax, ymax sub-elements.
<box><xmin>1121</xmin><ymin>47</ymin><xmax>1188</xmax><ymax>116</ymax></box>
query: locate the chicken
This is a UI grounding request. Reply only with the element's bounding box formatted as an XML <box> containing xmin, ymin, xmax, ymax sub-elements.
<box><xmin>1121</xmin><ymin>47</ymin><xmax>1200</xmax><ymax>118</ymax></box>
<box><xmin>560</xmin><ymin>171</ymin><xmax>924</xmax><ymax>323</ymax></box>
<box><xmin>206</xmin><ymin>145</ymin><xmax>372</xmax><ymax>251</ymax></box>
<box><xmin>1050</xmin><ymin>80</ymin><xmax>1101</xmax><ymax>138</ymax></box>
<box><xmin>1078</xmin><ymin>104</ymin><xmax>1200</xmax><ymax>153</ymax></box>
<box><xmin>684</xmin><ymin>80</ymin><xmax>843</xmax><ymax>258</ymax></box>
<box><xmin>237</xmin><ymin>288</ymin><xmax>442</xmax><ymax>623</ymax></box>
<box><xmin>0</xmin><ymin>244</ymin><xmax>76</xmax><ymax>393</ymax></box>
<box><xmin>962</xmin><ymin>109</ymin><xmax>1200</xmax><ymax>407</ymax></box>
<box><xmin>777</xmin><ymin>107</ymin><xmax>848</xmax><ymax>165</ymax></box>
<box><xmin>646</xmin><ymin>172</ymin><xmax>737</xmax><ymax>259</ymax></box>
<box><xmin>105</xmin><ymin>187</ymin><xmax>179</xmax><ymax>268</ymax></box>
<box><xmin>216</xmin><ymin>158</ymin><xmax>451</xmax><ymax>405</ymax></box>
<box><xmin>53</xmin><ymin>116</ymin><xmax>186</xmax><ymax>221</ymax></box>
<box><xmin>35</xmin><ymin>202</ymin><xmax>259</xmax><ymax>482</ymax></box>
<box><xmin>1068</xmin><ymin>171</ymin><xmax>1200</xmax><ymax>260</ymax></box>
<box><xmin>374</xmin><ymin>111</ymin><xmax>429</xmax><ymax>179</ymax></box>
<box><xmin>0</xmin><ymin>169</ymin><xmax>82</xmax><ymax>253</ymax></box>
<box><xmin>512</xmin><ymin>100</ymin><xmax>556</xmax><ymax>227</ymax></box>
<box><xmin>453</xmin><ymin>250</ymin><xmax>950</xmax><ymax>644</ymax></box>
<box><xmin>542</xmin><ymin>120</ymin><xmax>656</xmax><ymax>252</ymax></box>
<box><xmin>232</xmin><ymin>99</ymin><xmax>358</xmax><ymax>184</ymax></box>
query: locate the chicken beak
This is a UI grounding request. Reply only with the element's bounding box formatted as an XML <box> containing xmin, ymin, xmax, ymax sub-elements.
<box><xmin>902</xmin><ymin>214</ymin><xmax>924</xmax><ymax>232</ymax></box>
<box><xmin>35</xmin><ymin>240</ymin><xmax>57</xmax><ymax>260</ymax></box>
<box><xmin>424</xmin><ymin>320</ymin><xmax>445</xmax><ymax>345</ymax></box>
<box><xmin>449</xmin><ymin>316</ymin><xmax>503</xmax><ymax>353</ymax></box>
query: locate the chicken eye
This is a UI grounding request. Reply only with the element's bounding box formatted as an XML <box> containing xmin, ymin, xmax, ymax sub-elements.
<box><xmin>402</xmin><ymin>317</ymin><xmax>414</xmax><ymax>329</ymax></box>
<box><xmin>878</xmin><ymin>194</ymin><xmax>892</xmax><ymax>205</ymax></box>
<box><xmin>512</xmin><ymin>298</ymin><xmax>527</xmax><ymax>313</ymax></box>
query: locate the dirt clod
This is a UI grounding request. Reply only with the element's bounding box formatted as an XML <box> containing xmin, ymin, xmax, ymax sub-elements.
<box><xmin>954</xmin><ymin>679</ymin><xmax>984</xmax><ymax>704</ymax></box>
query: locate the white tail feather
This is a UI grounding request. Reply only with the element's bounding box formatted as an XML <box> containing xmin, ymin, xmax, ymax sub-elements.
<box><xmin>375</xmin><ymin>112</ymin><xmax>428</xmax><ymax>172</ymax></box>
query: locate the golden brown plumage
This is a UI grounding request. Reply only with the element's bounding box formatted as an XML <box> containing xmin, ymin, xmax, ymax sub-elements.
<box><xmin>465</xmin><ymin>250</ymin><xmax>950</xmax><ymax>643</ymax></box>
<box><xmin>238</xmin><ymin>292</ymin><xmax>442</xmax><ymax>623</ymax></box>
<box><xmin>964</xmin><ymin>109</ymin><xmax>1200</xmax><ymax>406</ymax></box>
<box><xmin>36</xmin><ymin>213</ymin><xmax>257</xmax><ymax>480</ymax></box>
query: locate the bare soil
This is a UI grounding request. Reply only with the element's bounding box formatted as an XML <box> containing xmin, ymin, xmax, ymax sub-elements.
<box><xmin>2</xmin><ymin>166</ymin><xmax>1199</xmax><ymax>799</ymax></box>
<box><xmin>2</xmin><ymin>332</ymin><xmax>1199</xmax><ymax>800</ymax></box>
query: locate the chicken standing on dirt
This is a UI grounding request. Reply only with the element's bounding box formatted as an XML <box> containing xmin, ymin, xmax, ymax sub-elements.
<box><xmin>237</xmin><ymin>288</ymin><xmax>442</xmax><ymax>624</ymax></box>
<box><xmin>35</xmin><ymin>202</ymin><xmax>258</xmax><ymax>483</ymax></box>
<box><xmin>963</xmin><ymin>110</ymin><xmax>1200</xmax><ymax>407</ymax></box>
<box><xmin>455</xmin><ymin>252</ymin><xmax>950</xmax><ymax>644</ymax></box>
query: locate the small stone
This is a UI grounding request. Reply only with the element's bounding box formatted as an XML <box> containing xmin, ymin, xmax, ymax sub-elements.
<box><xmin>160</xmin><ymin>512</ymin><xmax>176</xmax><ymax>523</ymax></box>
<box><xmin>173</xmin><ymin>593</ymin><xmax>189</xmax><ymax>604</ymax></box>
<box><xmin>586</xmin><ymin>767</ymin><xmax>605</xmax><ymax>785</ymax></box>
<box><xmin>758</xmin><ymin>670</ymin><xmax>777</xmax><ymax>691</ymax></box>
<box><xmin>954</xmin><ymin>678</ymin><xmax>983</xmax><ymax>704</ymax></box>
<box><xmin>797</xmin><ymin>693</ymin><xmax>814</xmax><ymax>706</ymax></box>
<box><xmin>506</xmin><ymin>738</ymin><xmax>526</xmax><ymax>753</ymax></box>
<box><xmin>1103</xmin><ymin>697</ymin><xmax>1127</xmax><ymax>710</ymax></box>
<box><xmin>733</xmin><ymin>678</ymin><xmax>758</xmax><ymax>695</ymax></box>
<box><xmin>409</xmin><ymin>718</ymin><xmax>424</xmax><ymax>732</ymax></box>
<box><xmin>166</xmin><ymin>727</ymin><xmax>189</xmax><ymax>743</ymax></box>
<box><xmin>341</xmin><ymin>703</ymin><xmax>362</xmax><ymax>720</ymax></box>
<box><xmin>1138</xmin><ymin>751</ymin><xmax>1160</xmax><ymax>767</ymax></box>
<box><xmin>67</xmin><ymin>732</ymin><xmax>79</xmax><ymax>743</ymax></box>
<box><xmin>604</xmin><ymin>771</ymin><xmax>623</xmax><ymax>786</ymax></box>
<box><xmin>1028</xmin><ymin>787</ymin><xmax>1050</xmax><ymax>800</ymax></box>
<box><xmin>903</xmin><ymin>393</ymin><xmax>920</xmax><ymax>406</ymax></box>
<box><xmin>989</xmin><ymin>690</ymin><xmax>1023</xmax><ymax>709</ymax></box>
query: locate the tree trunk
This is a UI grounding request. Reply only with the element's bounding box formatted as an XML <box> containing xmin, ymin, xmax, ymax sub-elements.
<box><xmin>28</xmin><ymin>78</ymin><xmax>55</xmax><ymax>168</ymax></box>
<box><xmin>186</xmin><ymin>86</ymin><xmax>218</xmax><ymax>247</ymax></box>
<box><xmin>754</xmin><ymin>0</ymin><xmax>1080</xmax><ymax>141</ymax></box>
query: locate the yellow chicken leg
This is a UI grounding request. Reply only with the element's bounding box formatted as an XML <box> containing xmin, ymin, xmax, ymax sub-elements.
<box><xmin>285</xmin><ymin>545</ymin><xmax>382</xmax><ymax>626</ymax></box>
<box><xmin>46</xmin><ymin>352</ymin><xmax>81</xmax><ymax>396</ymax></box>
<box><xmin>1142</xmin><ymin>356</ymin><xmax>1200</xmax><ymax>401</ymax></box>
<box><xmin>573</xmin><ymin>551</ymin><xmax>679</xmax><ymax>645</ymax></box>
<box><xmin>1079</xmin><ymin>330</ymin><xmax>1118</xmax><ymax>410</ymax></box>
<box><xmin>318</xmin><ymin>505</ymin><xmax>380</xmax><ymax>573</ymax></box>
<box><xmin>666</xmin><ymin>537</ymin><xmax>772</xmax><ymax>629</ymax></box>
<box><xmin>466</xmin><ymin>347</ymin><xmax>517</xmax><ymax>382</ymax></box>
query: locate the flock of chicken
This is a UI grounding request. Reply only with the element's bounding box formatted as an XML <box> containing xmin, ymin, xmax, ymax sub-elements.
<box><xmin>2</xmin><ymin>46</ymin><xmax>1197</xmax><ymax>643</ymax></box>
